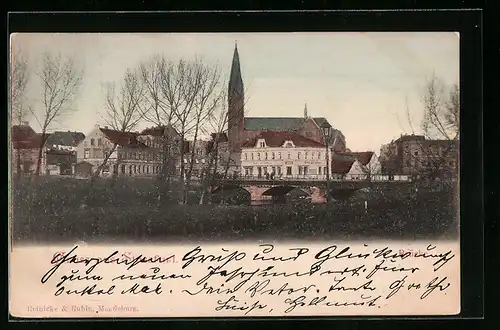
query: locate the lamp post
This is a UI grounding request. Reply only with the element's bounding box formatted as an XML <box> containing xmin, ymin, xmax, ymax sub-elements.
<box><xmin>320</xmin><ymin>122</ymin><xmax>332</xmax><ymax>204</ymax></box>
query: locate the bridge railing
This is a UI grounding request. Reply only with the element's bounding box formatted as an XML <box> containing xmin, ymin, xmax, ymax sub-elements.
<box><xmin>225</xmin><ymin>174</ymin><xmax>412</xmax><ymax>182</ymax></box>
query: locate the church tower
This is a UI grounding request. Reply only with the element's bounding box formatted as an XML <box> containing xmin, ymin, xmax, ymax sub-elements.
<box><xmin>227</xmin><ymin>42</ymin><xmax>245</xmax><ymax>152</ymax></box>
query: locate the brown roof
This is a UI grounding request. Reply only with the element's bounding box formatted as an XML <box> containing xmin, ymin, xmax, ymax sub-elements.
<box><xmin>11</xmin><ymin>125</ymin><xmax>51</xmax><ymax>149</ymax></box>
<box><xmin>336</xmin><ymin>151</ymin><xmax>374</xmax><ymax>166</ymax></box>
<box><xmin>331</xmin><ymin>159</ymin><xmax>355</xmax><ymax>174</ymax></box>
<box><xmin>99</xmin><ymin>128</ymin><xmax>147</xmax><ymax>148</ymax></box>
<box><xmin>139</xmin><ymin>125</ymin><xmax>179</xmax><ymax>137</ymax></box>
<box><xmin>241</xmin><ymin>131</ymin><xmax>324</xmax><ymax>148</ymax></box>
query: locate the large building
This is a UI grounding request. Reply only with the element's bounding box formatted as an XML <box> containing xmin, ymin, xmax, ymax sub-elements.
<box><xmin>226</xmin><ymin>44</ymin><xmax>347</xmax><ymax>164</ymax></box>
<box><xmin>379</xmin><ymin>134</ymin><xmax>459</xmax><ymax>179</ymax></box>
<box><xmin>75</xmin><ymin>124</ymin><xmax>181</xmax><ymax>177</ymax></box>
<box><xmin>240</xmin><ymin>131</ymin><xmax>328</xmax><ymax>178</ymax></box>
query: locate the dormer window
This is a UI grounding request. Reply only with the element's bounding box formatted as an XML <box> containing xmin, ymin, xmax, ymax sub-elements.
<box><xmin>257</xmin><ymin>139</ymin><xmax>266</xmax><ymax>148</ymax></box>
<box><xmin>283</xmin><ymin>140</ymin><xmax>294</xmax><ymax>148</ymax></box>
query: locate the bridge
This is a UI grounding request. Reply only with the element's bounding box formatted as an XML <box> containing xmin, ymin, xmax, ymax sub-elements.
<box><xmin>212</xmin><ymin>174</ymin><xmax>413</xmax><ymax>204</ymax></box>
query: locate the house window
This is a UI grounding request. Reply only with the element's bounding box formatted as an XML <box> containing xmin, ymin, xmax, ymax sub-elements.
<box><xmin>102</xmin><ymin>165</ymin><xmax>110</xmax><ymax>173</ymax></box>
<box><xmin>251</xmin><ymin>153</ymin><xmax>254</xmax><ymax>160</ymax></box>
<box><xmin>90</xmin><ymin>138</ymin><xmax>95</xmax><ymax>146</ymax></box>
<box><xmin>298</xmin><ymin>152</ymin><xmax>301</xmax><ymax>159</ymax></box>
<box><xmin>414</xmin><ymin>151</ymin><xmax>419</xmax><ymax>156</ymax></box>
<box><xmin>184</xmin><ymin>158</ymin><xmax>188</xmax><ymax>164</ymax></box>
<box><xmin>257</xmin><ymin>153</ymin><xmax>261</xmax><ymax>160</ymax></box>
<box><xmin>324</xmin><ymin>166</ymin><xmax>327</xmax><ymax>174</ymax></box>
<box><xmin>286</xmin><ymin>166</ymin><xmax>292</xmax><ymax>176</ymax></box>
<box><xmin>195</xmin><ymin>159</ymin><xmax>199</xmax><ymax>164</ymax></box>
<box><xmin>287</xmin><ymin>153</ymin><xmax>291</xmax><ymax>159</ymax></box>
<box><xmin>272</xmin><ymin>152</ymin><xmax>275</xmax><ymax>160</ymax></box>
<box><xmin>305</xmin><ymin>152</ymin><xmax>308</xmax><ymax>159</ymax></box>
<box><xmin>277</xmin><ymin>167</ymin><xmax>282</xmax><ymax>175</ymax></box>
<box><xmin>319</xmin><ymin>167</ymin><xmax>322</xmax><ymax>175</ymax></box>
<box><xmin>303</xmin><ymin>166</ymin><xmax>308</xmax><ymax>175</ymax></box>
<box><xmin>318</xmin><ymin>152</ymin><xmax>321</xmax><ymax>159</ymax></box>
<box><xmin>265</xmin><ymin>152</ymin><xmax>268</xmax><ymax>160</ymax></box>
<box><xmin>259</xmin><ymin>141</ymin><xmax>265</xmax><ymax>148</ymax></box>
<box><xmin>244</xmin><ymin>153</ymin><xmax>247</xmax><ymax>160</ymax></box>
<box><xmin>84</xmin><ymin>149</ymin><xmax>90</xmax><ymax>159</ymax></box>
<box><xmin>202</xmin><ymin>159</ymin><xmax>206</xmax><ymax>164</ymax></box>
<box><xmin>97</xmin><ymin>138</ymin><xmax>102</xmax><ymax>146</ymax></box>
<box><xmin>278</xmin><ymin>152</ymin><xmax>281</xmax><ymax>159</ymax></box>
<box><xmin>263</xmin><ymin>167</ymin><xmax>268</xmax><ymax>175</ymax></box>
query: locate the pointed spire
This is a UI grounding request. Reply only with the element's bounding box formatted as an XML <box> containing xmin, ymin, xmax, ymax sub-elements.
<box><xmin>304</xmin><ymin>103</ymin><xmax>308</xmax><ymax>118</ymax></box>
<box><xmin>228</xmin><ymin>42</ymin><xmax>244</xmax><ymax>100</ymax></box>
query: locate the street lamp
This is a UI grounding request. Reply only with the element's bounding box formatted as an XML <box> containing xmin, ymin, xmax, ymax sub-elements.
<box><xmin>320</xmin><ymin>122</ymin><xmax>332</xmax><ymax>203</ymax></box>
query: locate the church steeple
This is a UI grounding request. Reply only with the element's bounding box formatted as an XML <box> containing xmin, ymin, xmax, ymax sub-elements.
<box><xmin>227</xmin><ymin>42</ymin><xmax>245</xmax><ymax>153</ymax></box>
<box><xmin>228</xmin><ymin>42</ymin><xmax>244</xmax><ymax>101</ymax></box>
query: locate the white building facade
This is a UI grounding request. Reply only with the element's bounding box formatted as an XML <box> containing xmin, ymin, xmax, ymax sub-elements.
<box><xmin>240</xmin><ymin>132</ymin><xmax>331</xmax><ymax>179</ymax></box>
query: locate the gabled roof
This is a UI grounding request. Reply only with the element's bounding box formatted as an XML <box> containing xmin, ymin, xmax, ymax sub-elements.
<box><xmin>331</xmin><ymin>159</ymin><xmax>355</xmax><ymax>174</ymax></box>
<box><xmin>244</xmin><ymin>117</ymin><xmax>335</xmax><ymax>133</ymax></box>
<box><xmin>46</xmin><ymin>131</ymin><xmax>85</xmax><ymax>147</ymax></box>
<box><xmin>99</xmin><ymin>128</ymin><xmax>147</xmax><ymax>148</ymax></box>
<box><xmin>139</xmin><ymin>124</ymin><xmax>179</xmax><ymax>137</ymax></box>
<box><xmin>241</xmin><ymin>131</ymin><xmax>324</xmax><ymax>148</ymax></box>
<box><xmin>336</xmin><ymin>151</ymin><xmax>374</xmax><ymax>166</ymax></box>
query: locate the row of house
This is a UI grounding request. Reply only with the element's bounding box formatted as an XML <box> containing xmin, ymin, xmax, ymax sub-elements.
<box><xmin>11</xmin><ymin>121</ymin><xmax>384</xmax><ymax>181</ymax></box>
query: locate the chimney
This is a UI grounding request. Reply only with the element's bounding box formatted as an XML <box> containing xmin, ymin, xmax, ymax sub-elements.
<box><xmin>104</xmin><ymin>126</ymin><xmax>108</xmax><ymax>129</ymax></box>
<box><xmin>304</xmin><ymin>103</ymin><xmax>308</xmax><ymax>118</ymax></box>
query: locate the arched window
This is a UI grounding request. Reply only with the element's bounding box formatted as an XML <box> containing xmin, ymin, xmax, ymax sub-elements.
<box><xmin>97</xmin><ymin>138</ymin><xmax>102</xmax><ymax>146</ymax></box>
<box><xmin>143</xmin><ymin>165</ymin><xmax>146</xmax><ymax>173</ymax></box>
<box><xmin>129</xmin><ymin>165</ymin><xmax>133</xmax><ymax>175</ymax></box>
<box><xmin>90</xmin><ymin>138</ymin><xmax>95</xmax><ymax>146</ymax></box>
<box><xmin>298</xmin><ymin>152</ymin><xmax>301</xmax><ymax>159</ymax></box>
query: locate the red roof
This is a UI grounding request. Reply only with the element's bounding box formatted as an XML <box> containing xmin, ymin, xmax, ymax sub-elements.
<box><xmin>241</xmin><ymin>131</ymin><xmax>324</xmax><ymax>148</ymax></box>
<box><xmin>331</xmin><ymin>159</ymin><xmax>355</xmax><ymax>174</ymax></box>
<box><xmin>11</xmin><ymin>125</ymin><xmax>51</xmax><ymax>149</ymax></box>
<box><xmin>336</xmin><ymin>151</ymin><xmax>374</xmax><ymax>166</ymax></box>
<box><xmin>99</xmin><ymin>128</ymin><xmax>147</xmax><ymax>148</ymax></box>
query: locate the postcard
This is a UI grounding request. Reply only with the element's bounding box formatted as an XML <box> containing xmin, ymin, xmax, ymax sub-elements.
<box><xmin>9</xmin><ymin>32</ymin><xmax>460</xmax><ymax>318</ymax></box>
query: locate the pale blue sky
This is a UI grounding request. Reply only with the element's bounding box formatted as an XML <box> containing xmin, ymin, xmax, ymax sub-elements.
<box><xmin>11</xmin><ymin>32</ymin><xmax>459</xmax><ymax>153</ymax></box>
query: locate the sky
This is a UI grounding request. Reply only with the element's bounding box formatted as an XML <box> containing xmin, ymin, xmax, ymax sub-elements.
<box><xmin>10</xmin><ymin>32</ymin><xmax>459</xmax><ymax>153</ymax></box>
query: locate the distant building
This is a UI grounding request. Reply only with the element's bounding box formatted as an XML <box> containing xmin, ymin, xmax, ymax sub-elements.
<box><xmin>379</xmin><ymin>134</ymin><xmax>458</xmax><ymax>179</ymax></box>
<box><xmin>331</xmin><ymin>151</ymin><xmax>381</xmax><ymax>180</ymax></box>
<box><xmin>45</xmin><ymin>149</ymin><xmax>76</xmax><ymax>175</ymax></box>
<box><xmin>45</xmin><ymin>131</ymin><xmax>85</xmax><ymax>151</ymax></box>
<box><xmin>76</xmin><ymin>124</ymin><xmax>181</xmax><ymax>177</ymax></box>
<box><xmin>11</xmin><ymin>122</ymin><xmax>51</xmax><ymax>175</ymax></box>
<box><xmin>240</xmin><ymin>131</ymin><xmax>328</xmax><ymax>178</ymax></box>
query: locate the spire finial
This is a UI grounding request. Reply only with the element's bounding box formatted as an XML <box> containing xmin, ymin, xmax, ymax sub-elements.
<box><xmin>304</xmin><ymin>102</ymin><xmax>308</xmax><ymax>118</ymax></box>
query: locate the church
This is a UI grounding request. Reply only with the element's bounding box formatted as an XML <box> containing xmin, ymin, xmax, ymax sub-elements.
<box><xmin>226</xmin><ymin>44</ymin><xmax>347</xmax><ymax>164</ymax></box>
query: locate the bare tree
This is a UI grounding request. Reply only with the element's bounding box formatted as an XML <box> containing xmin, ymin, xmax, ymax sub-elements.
<box><xmin>10</xmin><ymin>49</ymin><xmax>31</xmax><ymax>179</ymax></box>
<box><xmin>138</xmin><ymin>55</ymin><xmax>181</xmax><ymax>204</ymax></box>
<box><xmin>92</xmin><ymin>68</ymin><xmax>145</xmax><ymax>181</ymax></box>
<box><xmin>156</xmin><ymin>57</ymin><xmax>226</xmax><ymax>204</ymax></box>
<box><xmin>11</xmin><ymin>49</ymin><xmax>30</xmax><ymax>125</ymax></box>
<box><xmin>198</xmin><ymin>91</ymin><xmax>248</xmax><ymax>205</ymax></box>
<box><xmin>403</xmin><ymin>73</ymin><xmax>459</xmax><ymax>182</ymax></box>
<box><xmin>30</xmin><ymin>52</ymin><xmax>83</xmax><ymax>176</ymax></box>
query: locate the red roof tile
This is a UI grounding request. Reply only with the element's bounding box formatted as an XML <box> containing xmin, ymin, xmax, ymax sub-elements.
<box><xmin>99</xmin><ymin>128</ymin><xmax>147</xmax><ymax>148</ymax></box>
<box><xmin>331</xmin><ymin>159</ymin><xmax>355</xmax><ymax>174</ymax></box>
<box><xmin>241</xmin><ymin>131</ymin><xmax>324</xmax><ymax>148</ymax></box>
<box><xmin>336</xmin><ymin>151</ymin><xmax>374</xmax><ymax>166</ymax></box>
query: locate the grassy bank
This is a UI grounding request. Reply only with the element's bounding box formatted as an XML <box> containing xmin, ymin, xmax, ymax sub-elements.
<box><xmin>11</xmin><ymin>177</ymin><xmax>458</xmax><ymax>243</ymax></box>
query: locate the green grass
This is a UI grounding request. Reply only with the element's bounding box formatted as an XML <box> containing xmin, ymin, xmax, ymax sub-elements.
<box><xmin>11</xmin><ymin>177</ymin><xmax>459</xmax><ymax>243</ymax></box>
